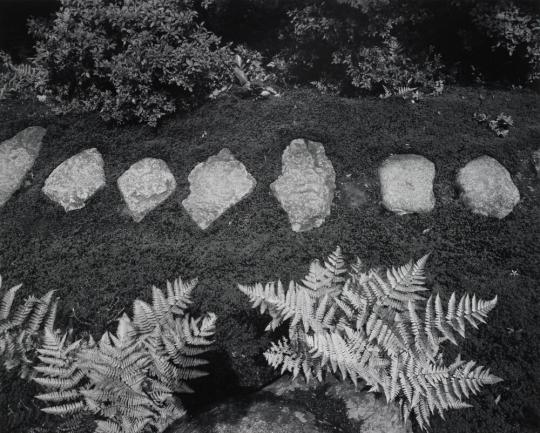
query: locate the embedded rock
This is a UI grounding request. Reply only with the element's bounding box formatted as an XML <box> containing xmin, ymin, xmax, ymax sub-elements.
<box><xmin>379</xmin><ymin>154</ymin><xmax>435</xmax><ymax>215</ymax></box>
<box><xmin>266</xmin><ymin>377</ymin><xmax>411</xmax><ymax>433</ymax></box>
<box><xmin>270</xmin><ymin>139</ymin><xmax>335</xmax><ymax>232</ymax></box>
<box><xmin>117</xmin><ymin>158</ymin><xmax>176</xmax><ymax>222</ymax></box>
<box><xmin>173</xmin><ymin>376</ymin><xmax>410</xmax><ymax>433</ymax></box>
<box><xmin>182</xmin><ymin>148</ymin><xmax>256</xmax><ymax>230</ymax></box>
<box><xmin>174</xmin><ymin>398</ymin><xmax>324</xmax><ymax>433</ymax></box>
<box><xmin>456</xmin><ymin>155</ymin><xmax>520</xmax><ymax>219</ymax></box>
<box><xmin>42</xmin><ymin>148</ymin><xmax>106</xmax><ymax>211</ymax></box>
<box><xmin>533</xmin><ymin>148</ymin><xmax>540</xmax><ymax>176</ymax></box>
<box><xmin>0</xmin><ymin>126</ymin><xmax>46</xmax><ymax>207</ymax></box>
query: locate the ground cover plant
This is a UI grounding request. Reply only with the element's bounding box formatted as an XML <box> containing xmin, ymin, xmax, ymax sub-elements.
<box><xmin>0</xmin><ymin>85</ymin><xmax>538</xmax><ymax>433</ymax></box>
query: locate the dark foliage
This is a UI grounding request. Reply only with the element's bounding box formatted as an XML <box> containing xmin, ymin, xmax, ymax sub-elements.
<box><xmin>204</xmin><ymin>0</ymin><xmax>540</xmax><ymax>90</ymax></box>
<box><xmin>0</xmin><ymin>86</ymin><xmax>539</xmax><ymax>432</ymax></box>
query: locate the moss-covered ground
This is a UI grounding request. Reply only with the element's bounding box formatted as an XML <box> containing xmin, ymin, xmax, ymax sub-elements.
<box><xmin>0</xmin><ymin>86</ymin><xmax>539</xmax><ymax>433</ymax></box>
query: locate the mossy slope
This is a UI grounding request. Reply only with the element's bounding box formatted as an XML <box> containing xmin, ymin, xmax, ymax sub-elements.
<box><xmin>0</xmin><ymin>87</ymin><xmax>539</xmax><ymax>433</ymax></box>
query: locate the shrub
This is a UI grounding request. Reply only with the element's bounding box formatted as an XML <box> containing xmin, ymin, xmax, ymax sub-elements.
<box><xmin>29</xmin><ymin>0</ymin><xmax>234</xmax><ymax>126</ymax></box>
<box><xmin>272</xmin><ymin>1</ymin><xmax>444</xmax><ymax>95</ymax></box>
<box><xmin>238</xmin><ymin>247</ymin><xmax>502</xmax><ymax>431</ymax></box>
<box><xmin>203</xmin><ymin>0</ymin><xmax>539</xmax><ymax>90</ymax></box>
<box><xmin>470</xmin><ymin>2</ymin><xmax>540</xmax><ymax>83</ymax></box>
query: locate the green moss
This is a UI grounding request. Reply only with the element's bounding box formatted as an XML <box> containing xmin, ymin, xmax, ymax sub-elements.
<box><xmin>0</xmin><ymin>87</ymin><xmax>539</xmax><ymax>433</ymax></box>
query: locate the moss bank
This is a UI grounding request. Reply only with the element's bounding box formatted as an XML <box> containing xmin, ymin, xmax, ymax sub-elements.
<box><xmin>0</xmin><ymin>87</ymin><xmax>539</xmax><ymax>433</ymax></box>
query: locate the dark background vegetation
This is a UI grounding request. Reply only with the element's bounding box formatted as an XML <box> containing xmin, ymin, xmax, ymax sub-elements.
<box><xmin>1</xmin><ymin>0</ymin><xmax>539</xmax><ymax>86</ymax></box>
<box><xmin>0</xmin><ymin>86</ymin><xmax>539</xmax><ymax>433</ymax></box>
<box><xmin>0</xmin><ymin>0</ymin><xmax>59</xmax><ymax>61</ymax></box>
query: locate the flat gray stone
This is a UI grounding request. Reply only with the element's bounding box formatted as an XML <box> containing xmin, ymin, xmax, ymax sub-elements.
<box><xmin>42</xmin><ymin>148</ymin><xmax>106</xmax><ymax>211</ymax></box>
<box><xmin>117</xmin><ymin>158</ymin><xmax>176</xmax><ymax>222</ymax></box>
<box><xmin>457</xmin><ymin>155</ymin><xmax>520</xmax><ymax>219</ymax></box>
<box><xmin>379</xmin><ymin>154</ymin><xmax>435</xmax><ymax>215</ymax></box>
<box><xmin>270</xmin><ymin>139</ymin><xmax>335</xmax><ymax>232</ymax></box>
<box><xmin>182</xmin><ymin>148</ymin><xmax>256</xmax><ymax>230</ymax></box>
<box><xmin>0</xmin><ymin>126</ymin><xmax>46</xmax><ymax>207</ymax></box>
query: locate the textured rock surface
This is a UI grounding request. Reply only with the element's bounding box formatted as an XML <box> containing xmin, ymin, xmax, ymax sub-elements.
<box><xmin>533</xmin><ymin>148</ymin><xmax>540</xmax><ymax>176</ymax></box>
<box><xmin>117</xmin><ymin>158</ymin><xmax>176</xmax><ymax>222</ymax></box>
<box><xmin>182</xmin><ymin>148</ymin><xmax>256</xmax><ymax>230</ymax></box>
<box><xmin>379</xmin><ymin>154</ymin><xmax>435</xmax><ymax>214</ymax></box>
<box><xmin>42</xmin><ymin>148</ymin><xmax>106</xmax><ymax>211</ymax></box>
<box><xmin>270</xmin><ymin>139</ymin><xmax>335</xmax><ymax>232</ymax></box>
<box><xmin>457</xmin><ymin>155</ymin><xmax>520</xmax><ymax>219</ymax></box>
<box><xmin>0</xmin><ymin>126</ymin><xmax>46</xmax><ymax>207</ymax></box>
<box><xmin>266</xmin><ymin>377</ymin><xmax>411</xmax><ymax>433</ymax></box>
<box><xmin>174</xmin><ymin>376</ymin><xmax>409</xmax><ymax>433</ymax></box>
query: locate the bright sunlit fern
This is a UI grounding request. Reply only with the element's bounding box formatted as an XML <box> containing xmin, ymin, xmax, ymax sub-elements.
<box><xmin>0</xmin><ymin>275</ymin><xmax>57</xmax><ymax>379</ymax></box>
<box><xmin>238</xmin><ymin>247</ymin><xmax>501</xmax><ymax>431</ymax></box>
<box><xmin>33</xmin><ymin>276</ymin><xmax>215</xmax><ymax>433</ymax></box>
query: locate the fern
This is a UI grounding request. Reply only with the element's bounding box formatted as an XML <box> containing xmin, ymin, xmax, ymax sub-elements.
<box><xmin>0</xmin><ymin>275</ymin><xmax>57</xmax><ymax>379</ymax></box>
<box><xmin>33</xmin><ymin>276</ymin><xmax>215</xmax><ymax>433</ymax></box>
<box><xmin>238</xmin><ymin>247</ymin><xmax>502</xmax><ymax>430</ymax></box>
<box><xmin>0</xmin><ymin>51</ymin><xmax>44</xmax><ymax>100</ymax></box>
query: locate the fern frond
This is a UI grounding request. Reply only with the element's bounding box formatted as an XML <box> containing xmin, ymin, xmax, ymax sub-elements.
<box><xmin>1</xmin><ymin>277</ymin><xmax>57</xmax><ymax>378</ymax></box>
<box><xmin>9</xmin><ymin>296</ymin><xmax>39</xmax><ymax>327</ymax></box>
<box><xmin>28</xmin><ymin>291</ymin><xmax>56</xmax><ymax>333</ymax></box>
<box><xmin>0</xmin><ymin>281</ymin><xmax>22</xmax><ymax>320</ymax></box>
<box><xmin>301</xmin><ymin>247</ymin><xmax>346</xmax><ymax>298</ymax></box>
<box><xmin>41</xmin><ymin>401</ymin><xmax>87</xmax><ymax>415</ymax></box>
<box><xmin>35</xmin><ymin>389</ymin><xmax>81</xmax><ymax>402</ymax></box>
<box><xmin>132</xmin><ymin>300</ymin><xmax>157</xmax><ymax>335</ymax></box>
<box><xmin>166</xmin><ymin>276</ymin><xmax>197</xmax><ymax>312</ymax></box>
<box><xmin>238</xmin><ymin>281</ymin><xmax>279</xmax><ymax>315</ymax></box>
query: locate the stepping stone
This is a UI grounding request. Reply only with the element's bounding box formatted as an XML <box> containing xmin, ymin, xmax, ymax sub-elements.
<box><xmin>182</xmin><ymin>148</ymin><xmax>256</xmax><ymax>230</ymax></box>
<box><xmin>42</xmin><ymin>148</ymin><xmax>106</xmax><ymax>211</ymax></box>
<box><xmin>456</xmin><ymin>155</ymin><xmax>520</xmax><ymax>219</ymax></box>
<box><xmin>0</xmin><ymin>126</ymin><xmax>46</xmax><ymax>208</ymax></box>
<box><xmin>117</xmin><ymin>158</ymin><xmax>176</xmax><ymax>222</ymax></box>
<box><xmin>379</xmin><ymin>154</ymin><xmax>435</xmax><ymax>215</ymax></box>
<box><xmin>271</xmin><ymin>139</ymin><xmax>335</xmax><ymax>232</ymax></box>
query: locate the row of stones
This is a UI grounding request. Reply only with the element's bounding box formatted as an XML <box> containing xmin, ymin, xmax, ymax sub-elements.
<box><xmin>0</xmin><ymin>127</ymin><xmax>524</xmax><ymax>232</ymax></box>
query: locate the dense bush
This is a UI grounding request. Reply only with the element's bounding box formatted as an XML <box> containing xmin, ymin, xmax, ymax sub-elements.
<box><xmin>272</xmin><ymin>1</ymin><xmax>444</xmax><ymax>94</ymax></box>
<box><xmin>202</xmin><ymin>0</ymin><xmax>540</xmax><ymax>92</ymax></box>
<box><xmin>29</xmin><ymin>0</ymin><xmax>234</xmax><ymax>126</ymax></box>
<box><xmin>272</xmin><ymin>1</ymin><xmax>442</xmax><ymax>93</ymax></box>
<box><xmin>468</xmin><ymin>1</ymin><xmax>540</xmax><ymax>83</ymax></box>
